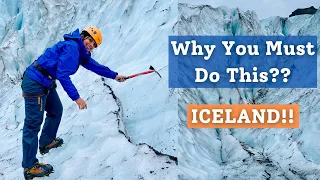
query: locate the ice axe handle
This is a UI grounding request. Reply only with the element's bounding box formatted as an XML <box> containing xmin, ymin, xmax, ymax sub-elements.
<box><xmin>124</xmin><ymin>70</ymin><xmax>155</xmax><ymax>80</ymax></box>
<box><xmin>118</xmin><ymin>67</ymin><xmax>161</xmax><ymax>81</ymax></box>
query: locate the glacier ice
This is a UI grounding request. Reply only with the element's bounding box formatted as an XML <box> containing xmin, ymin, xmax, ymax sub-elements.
<box><xmin>0</xmin><ymin>0</ymin><xmax>178</xmax><ymax>179</ymax></box>
<box><xmin>177</xmin><ymin>3</ymin><xmax>320</xmax><ymax>180</ymax></box>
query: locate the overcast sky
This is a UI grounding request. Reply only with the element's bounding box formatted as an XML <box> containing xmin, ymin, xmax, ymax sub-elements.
<box><xmin>179</xmin><ymin>0</ymin><xmax>320</xmax><ymax>19</ymax></box>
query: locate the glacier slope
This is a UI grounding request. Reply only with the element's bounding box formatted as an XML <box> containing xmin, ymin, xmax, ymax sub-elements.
<box><xmin>0</xmin><ymin>0</ymin><xmax>178</xmax><ymax>179</ymax></box>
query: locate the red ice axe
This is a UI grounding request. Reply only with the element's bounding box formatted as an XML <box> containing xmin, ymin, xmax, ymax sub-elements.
<box><xmin>125</xmin><ymin>66</ymin><xmax>162</xmax><ymax>80</ymax></box>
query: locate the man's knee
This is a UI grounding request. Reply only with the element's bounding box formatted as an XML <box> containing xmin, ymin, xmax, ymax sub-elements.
<box><xmin>56</xmin><ymin>104</ymin><xmax>63</xmax><ymax>117</ymax></box>
<box><xmin>24</xmin><ymin>118</ymin><xmax>42</xmax><ymax>132</ymax></box>
<box><xmin>47</xmin><ymin>104</ymin><xmax>63</xmax><ymax>118</ymax></box>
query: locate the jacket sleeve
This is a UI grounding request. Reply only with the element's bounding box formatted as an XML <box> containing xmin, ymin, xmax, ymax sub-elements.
<box><xmin>56</xmin><ymin>44</ymin><xmax>80</xmax><ymax>101</ymax></box>
<box><xmin>82</xmin><ymin>57</ymin><xmax>118</xmax><ymax>79</ymax></box>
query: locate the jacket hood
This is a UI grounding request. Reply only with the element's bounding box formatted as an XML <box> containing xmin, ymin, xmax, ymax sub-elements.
<box><xmin>63</xmin><ymin>29</ymin><xmax>82</xmax><ymax>42</ymax></box>
<box><xmin>63</xmin><ymin>29</ymin><xmax>91</xmax><ymax>62</ymax></box>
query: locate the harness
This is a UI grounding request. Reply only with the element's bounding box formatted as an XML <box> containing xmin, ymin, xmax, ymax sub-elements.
<box><xmin>34</xmin><ymin>61</ymin><xmax>56</xmax><ymax>81</ymax></box>
<box><xmin>22</xmin><ymin>61</ymin><xmax>57</xmax><ymax>98</ymax></box>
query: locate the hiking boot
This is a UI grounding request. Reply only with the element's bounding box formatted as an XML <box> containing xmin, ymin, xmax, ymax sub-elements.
<box><xmin>24</xmin><ymin>162</ymin><xmax>53</xmax><ymax>180</ymax></box>
<box><xmin>39</xmin><ymin>137</ymin><xmax>63</xmax><ymax>155</ymax></box>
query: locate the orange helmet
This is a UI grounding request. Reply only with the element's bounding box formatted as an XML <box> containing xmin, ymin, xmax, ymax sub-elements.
<box><xmin>82</xmin><ymin>26</ymin><xmax>103</xmax><ymax>46</ymax></box>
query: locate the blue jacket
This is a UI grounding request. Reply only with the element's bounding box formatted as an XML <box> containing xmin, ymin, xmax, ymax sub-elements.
<box><xmin>26</xmin><ymin>29</ymin><xmax>118</xmax><ymax>101</ymax></box>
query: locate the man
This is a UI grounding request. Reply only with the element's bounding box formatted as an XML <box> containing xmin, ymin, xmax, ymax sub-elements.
<box><xmin>21</xmin><ymin>26</ymin><xmax>126</xmax><ymax>179</ymax></box>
